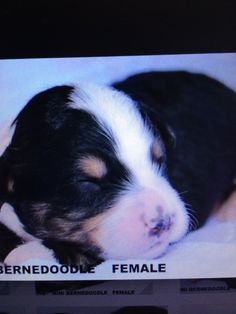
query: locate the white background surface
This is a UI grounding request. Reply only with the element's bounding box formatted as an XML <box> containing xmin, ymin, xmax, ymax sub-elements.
<box><xmin>1</xmin><ymin>53</ymin><xmax>236</xmax><ymax>125</ymax></box>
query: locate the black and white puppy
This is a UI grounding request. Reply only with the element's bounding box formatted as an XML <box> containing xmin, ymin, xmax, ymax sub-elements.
<box><xmin>0</xmin><ymin>71</ymin><xmax>236</xmax><ymax>266</ymax></box>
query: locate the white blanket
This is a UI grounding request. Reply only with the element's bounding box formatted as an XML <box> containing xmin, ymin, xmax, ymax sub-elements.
<box><xmin>2</xmin><ymin>216</ymin><xmax>236</xmax><ymax>280</ymax></box>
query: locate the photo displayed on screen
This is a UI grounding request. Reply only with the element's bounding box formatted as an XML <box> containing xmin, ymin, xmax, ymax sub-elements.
<box><xmin>0</xmin><ymin>53</ymin><xmax>236</xmax><ymax>280</ymax></box>
<box><xmin>35</xmin><ymin>280</ymin><xmax>154</xmax><ymax>295</ymax></box>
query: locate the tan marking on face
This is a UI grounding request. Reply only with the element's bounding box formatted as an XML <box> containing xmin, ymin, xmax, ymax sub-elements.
<box><xmin>7</xmin><ymin>179</ymin><xmax>14</xmax><ymax>192</ymax></box>
<box><xmin>151</xmin><ymin>139</ymin><xmax>164</xmax><ymax>160</ymax></box>
<box><xmin>32</xmin><ymin>203</ymin><xmax>50</xmax><ymax>223</ymax></box>
<box><xmin>214</xmin><ymin>191</ymin><xmax>236</xmax><ymax>221</ymax></box>
<box><xmin>41</xmin><ymin>217</ymin><xmax>84</xmax><ymax>241</ymax></box>
<box><xmin>79</xmin><ymin>155</ymin><xmax>107</xmax><ymax>179</ymax></box>
<box><xmin>82</xmin><ymin>209</ymin><xmax>112</xmax><ymax>246</ymax></box>
<box><xmin>52</xmin><ymin>218</ymin><xmax>79</xmax><ymax>234</ymax></box>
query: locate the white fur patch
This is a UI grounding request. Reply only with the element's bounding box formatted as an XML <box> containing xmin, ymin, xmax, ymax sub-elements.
<box><xmin>0</xmin><ymin>120</ymin><xmax>16</xmax><ymax>157</ymax></box>
<box><xmin>71</xmin><ymin>84</ymin><xmax>159</xmax><ymax>186</ymax></box>
<box><xmin>4</xmin><ymin>241</ymin><xmax>57</xmax><ymax>265</ymax></box>
<box><xmin>70</xmin><ymin>84</ymin><xmax>189</xmax><ymax>259</ymax></box>
<box><xmin>0</xmin><ymin>202</ymin><xmax>37</xmax><ymax>242</ymax></box>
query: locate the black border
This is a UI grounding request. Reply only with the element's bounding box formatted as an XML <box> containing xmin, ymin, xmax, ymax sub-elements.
<box><xmin>1</xmin><ymin>1</ymin><xmax>236</xmax><ymax>59</ymax></box>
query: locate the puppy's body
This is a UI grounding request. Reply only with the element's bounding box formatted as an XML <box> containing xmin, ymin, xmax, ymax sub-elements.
<box><xmin>0</xmin><ymin>71</ymin><xmax>236</xmax><ymax>265</ymax></box>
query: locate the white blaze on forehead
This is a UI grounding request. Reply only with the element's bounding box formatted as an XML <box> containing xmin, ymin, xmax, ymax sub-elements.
<box><xmin>0</xmin><ymin>120</ymin><xmax>16</xmax><ymax>157</ymax></box>
<box><xmin>70</xmin><ymin>83</ymin><xmax>160</xmax><ymax>185</ymax></box>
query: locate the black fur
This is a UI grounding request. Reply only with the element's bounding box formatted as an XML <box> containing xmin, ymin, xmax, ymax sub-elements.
<box><xmin>0</xmin><ymin>85</ymin><xmax>131</xmax><ymax>264</ymax></box>
<box><xmin>0</xmin><ymin>222</ymin><xmax>23</xmax><ymax>261</ymax></box>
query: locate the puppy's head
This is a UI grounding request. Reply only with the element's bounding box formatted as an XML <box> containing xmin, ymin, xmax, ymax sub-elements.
<box><xmin>3</xmin><ymin>83</ymin><xmax>189</xmax><ymax>260</ymax></box>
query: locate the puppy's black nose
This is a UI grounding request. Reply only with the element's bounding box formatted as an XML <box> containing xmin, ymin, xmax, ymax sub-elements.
<box><xmin>149</xmin><ymin>216</ymin><xmax>171</xmax><ymax>236</ymax></box>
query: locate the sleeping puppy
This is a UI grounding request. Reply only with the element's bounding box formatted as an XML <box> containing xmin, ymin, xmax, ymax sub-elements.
<box><xmin>0</xmin><ymin>71</ymin><xmax>236</xmax><ymax>266</ymax></box>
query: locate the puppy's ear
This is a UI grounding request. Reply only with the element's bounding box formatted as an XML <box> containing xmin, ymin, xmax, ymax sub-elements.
<box><xmin>137</xmin><ymin>101</ymin><xmax>176</xmax><ymax>151</ymax></box>
<box><xmin>141</xmin><ymin>110</ymin><xmax>176</xmax><ymax>152</ymax></box>
<box><xmin>155</xmin><ymin>118</ymin><xmax>176</xmax><ymax>151</ymax></box>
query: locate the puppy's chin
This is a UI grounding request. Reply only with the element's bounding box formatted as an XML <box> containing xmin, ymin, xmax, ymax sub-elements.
<box><xmin>84</xmin><ymin>179</ymin><xmax>189</xmax><ymax>260</ymax></box>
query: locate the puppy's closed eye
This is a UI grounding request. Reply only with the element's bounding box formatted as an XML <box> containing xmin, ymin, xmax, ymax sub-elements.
<box><xmin>79</xmin><ymin>180</ymin><xmax>101</xmax><ymax>192</ymax></box>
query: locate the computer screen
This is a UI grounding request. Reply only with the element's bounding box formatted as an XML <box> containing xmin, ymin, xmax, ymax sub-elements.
<box><xmin>0</xmin><ymin>2</ymin><xmax>236</xmax><ymax>313</ymax></box>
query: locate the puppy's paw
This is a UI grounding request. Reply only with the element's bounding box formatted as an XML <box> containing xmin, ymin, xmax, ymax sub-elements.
<box><xmin>4</xmin><ymin>241</ymin><xmax>57</xmax><ymax>265</ymax></box>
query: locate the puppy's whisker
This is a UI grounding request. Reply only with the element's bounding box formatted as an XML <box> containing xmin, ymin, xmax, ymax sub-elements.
<box><xmin>179</xmin><ymin>191</ymin><xmax>189</xmax><ymax>196</ymax></box>
<box><xmin>187</xmin><ymin>211</ymin><xmax>199</xmax><ymax>231</ymax></box>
